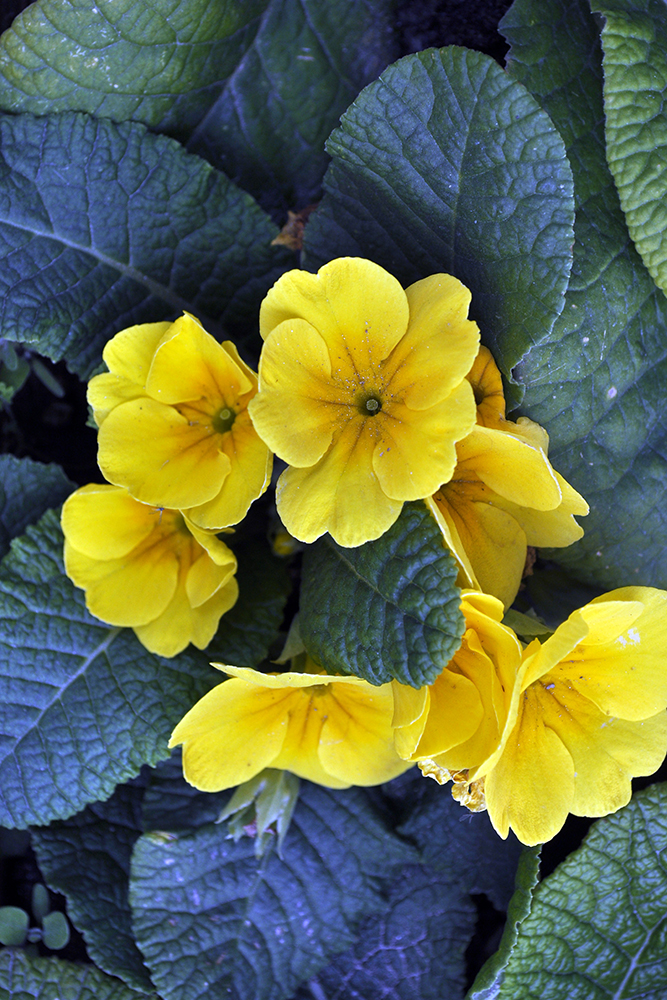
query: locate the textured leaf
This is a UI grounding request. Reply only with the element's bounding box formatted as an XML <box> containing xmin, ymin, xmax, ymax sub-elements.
<box><xmin>501</xmin><ymin>0</ymin><xmax>667</xmax><ymax>588</ymax></box>
<box><xmin>0</xmin><ymin>949</ymin><xmax>150</xmax><ymax>1000</ymax></box>
<box><xmin>303</xmin><ymin>46</ymin><xmax>575</xmax><ymax>396</ymax></box>
<box><xmin>495</xmin><ymin>783</ymin><xmax>667</xmax><ymax>999</ymax></box>
<box><xmin>130</xmin><ymin>783</ymin><xmax>417</xmax><ymax>1000</ymax></box>
<box><xmin>188</xmin><ymin>0</ymin><xmax>397</xmax><ymax>220</ymax></box>
<box><xmin>141</xmin><ymin>752</ymin><xmax>228</xmax><ymax>833</ymax></box>
<box><xmin>31</xmin><ymin>781</ymin><xmax>152</xmax><ymax>992</ymax></box>
<box><xmin>0</xmin><ymin>455</ymin><xmax>73</xmax><ymax>559</ymax></box>
<box><xmin>0</xmin><ymin>0</ymin><xmax>267</xmax><ymax>139</ymax></box>
<box><xmin>592</xmin><ymin>0</ymin><xmax>667</xmax><ymax>298</ymax></box>
<box><xmin>299</xmin><ymin>501</ymin><xmax>463</xmax><ymax>688</ymax></box>
<box><xmin>206</xmin><ymin>538</ymin><xmax>291</xmax><ymax>668</ymax></box>
<box><xmin>0</xmin><ymin>112</ymin><xmax>292</xmax><ymax>377</ymax></box>
<box><xmin>0</xmin><ymin>508</ymin><xmax>220</xmax><ymax>828</ymax></box>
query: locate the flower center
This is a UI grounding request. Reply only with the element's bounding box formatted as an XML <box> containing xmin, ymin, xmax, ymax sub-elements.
<box><xmin>212</xmin><ymin>406</ymin><xmax>236</xmax><ymax>435</ymax></box>
<box><xmin>357</xmin><ymin>392</ymin><xmax>383</xmax><ymax>416</ymax></box>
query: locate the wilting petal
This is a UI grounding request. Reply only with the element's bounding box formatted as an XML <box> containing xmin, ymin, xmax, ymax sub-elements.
<box><xmin>455</xmin><ymin>426</ymin><xmax>562</xmax><ymax>511</ymax></box>
<box><xmin>277</xmin><ymin>419</ymin><xmax>403</xmax><ymax>546</ymax></box>
<box><xmin>384</xmin><ymin>274</ymin><xmax>479</xmax><ymax>409</ymax></box>
<box><xmin>102</xmin><ymin>321</ymin><xmax>170</xmax><ymax>385</ymax></box>
<box><xmin>61</xmin><ymin>484</ymin><xmax>157</xmax><ymax>560</ymax></box>
<box><xmin>169</xmin><ymin>679</ymin><xmax>292</xmax><ymax>790</ymax></box>
<box><xmin>260</xmin><ymin>258</ymin><xmax>409</xmax><ymax>369</ymax></box>
<box><xmin>98</xmin><ymin>397</ymin><xmax>230</xmax><ymax>509</ymax></box>
<box><xmin>374</xmin><ymin>380</ymin><xmax>476</xmax><ymax>501</ymax></box>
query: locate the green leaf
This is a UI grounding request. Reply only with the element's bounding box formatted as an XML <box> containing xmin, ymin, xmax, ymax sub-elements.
<box><xmin>0</xmin><ymin>0</ymin><xmax>267</xmax><ymax>140</ymax></box>
<box><xmin>0</xmin><ymin>112</ymin><xmax>292</xmax><ymax>378</ymax></box>
<box><xmin>303</xmin><ymin>46</ymin><xmax>575</xmax><ymax>397</ymax></box>
<box><xmin>0</xmin><ymin>508</ymin><xmax>221</xmax><ymax>828</ymax></box>
<box><xmin>495</xmin><ymin>783</ymin><xmax>667</xmax><ymax>999</ymax></box>
<box><xmin>0</xmin><ymin>906</ymin><xmax>29</xmax><ymax>946</ymax></box>
<box><xmin>0</xmin><ymin>949</ymin><xmax>153</xmax><ymax>1000</ymax></box>
<box><xmin>188</xmin><ymin>0</ymin><xmax>397</xmax><ymax>220</ymax></box>
<box><xmin>141</xmin><ymin>752</ymin><xmax>228</xmax><ymax>834</ymax></box>
<box><xmin>0</xmin><ymin>455</ymin><xmax>74</xmax><ymax>559</ymax></box>
<box><xmin>40</xmin><ymin>912</ymin><xmax>69</xmax><ymax>951</ymax></box>
<box><xmin>31</xmin><ymin>781</ymin><xmax>152</xmax><ymax>991</ymax></box>
<box><xmin>592</xmin><ymin>0</ymin><xmax>667</xmax><ymax>298</ymax></box>
<box><xmin>467</xmin><ymin>847</ymin><xmax>541</xmax><ymax>1000</ymax></box>
<box><xmin>206</xmin><ymin>538</ymin><xmax>291</xmax><ymax>668</ymax></box>
<box><xmin>130</xmin><ymin>783</ymin><xmax>417</xmax><ymax>1000</ymax></box>
<box><xmin>501</xmin><ymin>0</ymin><xmax>667</xmax><ymax>588</ymax></box>
<box><xmin>299</xmin><ymin>501</ymin><xmax>463</xmax><ymax>688</ymax></box>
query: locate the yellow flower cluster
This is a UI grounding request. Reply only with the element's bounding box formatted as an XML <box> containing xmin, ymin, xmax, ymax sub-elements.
<box><xmin>61</xmin><ymin>257</ymin><xmax>667</xmax><ymax>845</ymax></box>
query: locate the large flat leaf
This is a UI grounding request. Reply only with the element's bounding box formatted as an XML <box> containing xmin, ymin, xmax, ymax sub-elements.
<box><xmin>501</xmin><ymin>0</ymin><xmax>667</xmax><ymax>588</ymax></box>
<box><xmin>299</xmin><ymin>501</ymin><xmax>463</xmax><ymax>688</ymax></box>
<box><xmin>0</xmin><ymin>509</ymin><xmax>220</xmax><ymax>828</ymax></box>
<box><xmin>495</xmin><ymin>784</ymin><xmax>667</xmax><ymax>999</ymax></box>
<box><xmin>188</xmin><ymin>0</ymin><xmax>397</xmax><ymax>221</ymax></box>
<box><xmin>0</xmin><ymin>454</ymin><xmax>73</xmax><ymax>558</ymax></box>
<box><xmin>592</xmin><ymin>0</ymin><xmax>667</xmax><ymax>298</ymax></box>
<box><xmin>130</xmin><ymin>783</ymin><xmax>417</xmax><ymax>1000</ymax></box>
<box><xmin>31</xmin><ymin>781</ymin><xmax>152</xmax><ymax>993</ymax></box>
<box><xmin>303</xmin><ymin>46</ymin><xmax>575</xmax><ymax>397</ymax></box>
<box><xmin>0</xmin><ymin>0</ymin><xmax>267</xmax><ymax>140</ymax></box>
<box><xmin>0</xmin><ymin>950</ymin><xmax>152</xmax><ymax>1000</ymax></box>
<box><xmin>0</xmin><ymin>112</ymin><xmax>291</xmax><ymax>377</ymax></box>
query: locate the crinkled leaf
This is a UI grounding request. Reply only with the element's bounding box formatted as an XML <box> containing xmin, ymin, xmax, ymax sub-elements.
<box><xmin>592</xmin><ymin>0</ymin><xmax>667</xmax><ymax>298</ymax></box>
<box><xmin>130</xmin><ymin>783</ymin><xmax>417</xmax><ymax>1000</ymax></box>
<box><xmin>303</xmin><ymin>46</ymin><xmax>575</xmax><ymax>397</ymax></box>
<box><xmin>31</xmin><ymin>781</ymin><xmax>152</xmax><ymax>992</ymax></box>
<box><xmin>206</xmin><ymin>538</ymin><xmax>291</xmax><ymax>668</ymax></box>
<box><xmin>0</xmin><ymin>508</ymin><xmax>220</xmax><ymax>828</ymax></box>
<box><xmin>188</xmin><ymin>0</ymin><xmax>397</xmax><ymax>221</ymax></box>
<box><xmin>0</xmin><ymin>112</ymin><xmax>292</xmax><ymax>377</ymax></box>
<box><xmin>495</xmin><ymin>783</ymin><xmax>667</xmax><ymax>999</ymax></box>
<box><xmin>0</xmin><ymin>455</ymin><xmax>73</xmax><ymax>559</ymax></box>
<box><xmin>0</xmin><ymin>0</ymin><xmax>267</xmax><ymax>140</ymax></box>
<box><xmin>141</xmin><ymin>752</ymin><xmax>228</xmax><ymax>833</ymax></box>
<box><xmin>0</xmin><ymin>949</ymin><xmax>152</xmax><ymax>1000</ymax></box>
<box><xmin>501</xmin><ymin>0</ymin><xmax>667</xmax><ymax>588</ymax></box>
<box><xmin>299</xmin><ymin>501</ymin><xmax>464</xmax><ymax>688</ymax></box>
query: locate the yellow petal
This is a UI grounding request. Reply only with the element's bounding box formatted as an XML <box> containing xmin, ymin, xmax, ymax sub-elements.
<box><xmin>423</xmin><ymin>496</ymin><xmax>479</xmax><ymax>590</ymax></box>
<box><xmin>146</xmin><ymin>314</ymin><xmax>252</xmax><ymax>405</ymax></box>
<box><xmin>260</xmin><ymin>258</ymin><xmax>409</xmax><ymax>370</ymax></box>
<box><xmin>392</xmin><ymin>682</ymin><xmax>430</xmax><ymax>760</ymax></box>
<box><xmin>185</xmin><ymin>549</ymin><xmax>236</xmax><ymax>608</ymax></box>
<box><xmin>373</xmin><ymin>380</ymin><xmax>477</xmax><ymax>501</ymax></box>
<box><xmin>169</xmin><ymin>679</ymin><xmax>292</xmax><ymax>791</ymax></box>
<box><xmin>466</xmin><ymin>346</ymin><xmax>506</xmax><ymax>427</ymax></box>
<box><xmin>413</xmin><ymin>668</ymin><xmax>484</xmax><ymax>760</ymax></box>
<box><xmin>455</xmin><ymin>426</ymin><xmax>562</xmax><ymax>511</ymax></box>
<box><xmin>87</xmin><ymin>372</ymin><xmax>147</xmax><ymax>426</ymax></box>
<box><xmin>61</xmin><ymin>484</ymin><xmax>157</xmax><ymax>560</ymax></box>
<box><xmin>136</xmin><ymin>575</ymin><xmax>238</xmax><ymax>656</ymax></box>
<box><xmin>97</xmin><ymin>396</ymin><xmax>230</xmax><ymax>509</ymax></box>
<box><xmin>383</xmin><ymin>273</ymin><xmax>480</xmax><ymax>409</ymax></box>
<box><xmin>215</xmin><ymin>664</ymin><xmax>375</xmax><ymax>690</ymax></box>
<box><xmin>276</xmin><ymin>420</ymin><xmax>403</xmax><ymax>546</ymax></box>
<box><xmin>269</xmin><ymin>689</ymin><xmax>350</xmax><ymax>788</ymax></box>
<box><xmin>102</xmin><ymin>321</ymin><xmax>171</xmax><ymax>384</ymax></box>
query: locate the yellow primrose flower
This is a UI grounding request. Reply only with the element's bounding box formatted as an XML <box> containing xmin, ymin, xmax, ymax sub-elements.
<box><xmin>62</xmin><ymin>484</ymin><xmax>239</xmax><ymax>657</ymax></box>
<box><xmin>169</xmin><ymin>656</ymin><xmax>413</xmax><ymax>790</ymax></box>
<box><xmin>458</xmin><ymin>587</ymin><xmax>667</xmax><ymax>846</ymax></box>
<box><xmin>88</xmin><ymin>313</ymin><xmax>272</xmax><ymax>530</ymax></box>
<box><xmin>428</xmin><ymin>347</ymin><xmax>588</xmax><ymax>608</ymax></box>
<box><xmin>392</xmin><ymin>591</ymin><xmax>523</xmax><ymax>772</ymax></box>
<box><xmin>247</xmin><ymin>257</ymin><xmax>480</xmax><ymax>547</ymax></box>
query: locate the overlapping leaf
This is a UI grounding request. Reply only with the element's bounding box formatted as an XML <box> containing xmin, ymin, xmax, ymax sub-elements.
<box><xmin>0</xmin><ymin>0</ymin><xmax>267</xmax><ymax>139</ymax></box>
<box><xmin>0</xmin><ymin>949</ymin><xmax>152</xmax><ymax>1000</ymax></box>
<box><xmin>299</xmin><ymin>502</ymin><xmax>463</xmax><ymax>687</ymax></box>
<box><xmin>502</xmin><ymin>0</ymin><xmax>667</xmax><ymax>588</ymax></box>
<box><xmin>0</xmin><ymin>455</ymin><xmax>73</xmax><ymax>558</ymax></box>
<box><xmin>303</xmin><ymin>46</ymin><xmax>575</xmax><ymax>397</ymax></box>
<box><xmin>0</xmin><ymin>509</ymin><xmax>221</xmax><ymax>828</ymax></box>
<box><xmin>188</xmin><ymin>0</ymin><xmax>397</xmax><ymax>220</ymax></box>
<box><xmin>130</xmin><ymin>783</ymin><xmax>417</xmax><ymax>1000</ymax></box>
<box><xmin>31</xmin><ymin>781</ymin><xmax>152</xmax><ymax>992</ymax></box>
<box><xmin>494</xmin><ymin>784</ymin><xmax>667</xmax><ymax>999</ymax></box>
<box><xmin>0</xmin><ymin>112</ymin><xmax>292</xmax><ymax>377</ymax></box>
<box><xmin>592</xmin><ymin>0</ymin><xmax>667</xmax><ymax>298</ymax></box>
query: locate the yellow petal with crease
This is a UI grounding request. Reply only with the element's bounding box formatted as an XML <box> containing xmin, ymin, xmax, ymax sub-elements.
<box><xmin>412</xmin><ymin>669</ymin><xmax>483</xmax><ymax>760</ymax></box>
<box><xmin>455</xmin><ymin>426</ymin><xmax>561</xmax><ymax>510</ymax></box>
<box><xmin>102</xmin><ymin>321</ymin><xmax>170</xmax><ymax>384</ymax></box>
<box><xmin>137</xmin><ymin>575</ymin><xmax>238</xmax><ymax>656</ymax></box>
<box><xmin>61</xmin><ymin>484</ymin><xmax>156</xmax><ymax>560</ymax></box>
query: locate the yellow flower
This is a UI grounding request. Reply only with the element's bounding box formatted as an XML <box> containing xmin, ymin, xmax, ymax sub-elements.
<box><xmin>62</xmin><ymin>484</ymin><xmax>239</xmax><ymax>657</ymax></box>
<box><xmin>88</xmin><ymin>313</ymin><xmax>272</xmax><ymax>530</ymax></box>
<box><xmin>248</xmin><ymin>258</ymin><xmax>480</xmax><ymax>547</ymax></box>
<box><xmin>428</xmin><ymin>347</ymin><xmax>588</xmax><ymax>608</ymax></box>
<box><xmin>169</xmin><ymin>655</ymin><xmax>413</xmax><ymax>790</ymax></box>
<box><xmin>469</xmin><ymin>588</ymin><xmax>667</xmax><ymax>845</ymax></box>
<box><xmin>392</xmin><ymin>591</ymin><xmax>522</xmax><ymax>771</ymax></box>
